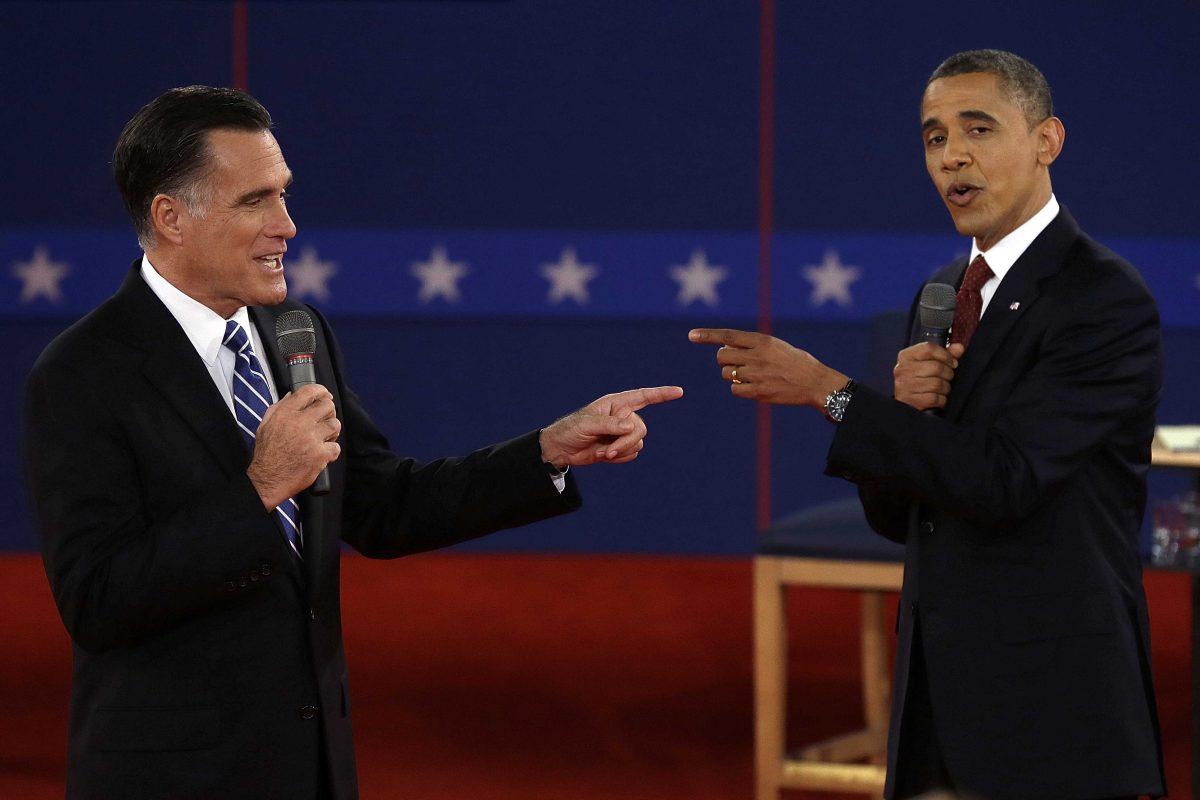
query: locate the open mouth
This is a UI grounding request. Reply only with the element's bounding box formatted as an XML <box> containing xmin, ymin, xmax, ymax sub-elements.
<box><xmin>946</xmin><ymin>182</ymin><xmax>981</xmax><ymax>207</ymax></box>
<box><xmin>255</xmin><ymin>254</ymin><xmax>285</xmax><ymax>270</ymax></box>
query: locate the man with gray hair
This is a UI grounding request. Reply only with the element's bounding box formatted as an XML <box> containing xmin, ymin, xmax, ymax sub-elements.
<box><xmin>24</xmin><ymin>86</ymin><xmax>681</xmax><ymax>799</ymax></box>
<box><xmin>692</xmin><ymin>50</ymin><xmax>1164</xmax><ymax>799</ymax></box>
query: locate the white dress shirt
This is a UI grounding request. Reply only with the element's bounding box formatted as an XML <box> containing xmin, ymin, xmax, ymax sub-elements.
<box><xmin>141</xmin><ymin>256</ymin><xmax>281</xmax><ymax>412</ymax></box>
<box><xmin>969</xmin><ymin>194</ymin><xmax>1059</xmax><ymax>317</ymax></box>
<box><xmin>141</xmin><ymin>255</ymin><xmax>567</xmax><ymax>492</ymax></box>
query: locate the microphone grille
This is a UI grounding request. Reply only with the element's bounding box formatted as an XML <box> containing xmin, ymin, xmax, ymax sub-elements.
<box><xmin>919</xmin><ymin>282</ymin><xmax>957</xmax><ymax>331</ymax></box>
<box><xmin>275</xmin><ymin>309</ymin><xmax>317</xmax><ymax>358</ymax></box>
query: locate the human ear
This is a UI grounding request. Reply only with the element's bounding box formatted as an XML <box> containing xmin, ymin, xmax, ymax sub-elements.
<box><xmin>1037</xmin><ymin>116</ymin><xmax>1066</xmax><ymax>166</ymax></box>
<box><xmin>149</xmin><ymin>194</ymin><xmax>186</xmax><ymax>246</ymax></box>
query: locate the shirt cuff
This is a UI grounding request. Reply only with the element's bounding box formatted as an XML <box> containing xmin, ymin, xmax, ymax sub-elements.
<box><xmin>549</xmin><ymin>466</ymin><xmax>568</xmax><ymax>494</ymax></box>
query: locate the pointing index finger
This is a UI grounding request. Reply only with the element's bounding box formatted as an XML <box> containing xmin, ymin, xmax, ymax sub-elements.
<box><xmin>688</xmin><ymin>328</ymin><xmax>757</xmax><ymax>348</ymax></box>
<box><xmin>612</xmin><ymin>385</ymin><xmax>684</xmax><ymax>412</ymax></box>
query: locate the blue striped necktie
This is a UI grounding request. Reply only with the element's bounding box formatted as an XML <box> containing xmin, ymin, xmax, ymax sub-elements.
<box><xmin>222</xmin><ymin>320</ymin><xmax>303</xmax><ymax>560</ymax></box>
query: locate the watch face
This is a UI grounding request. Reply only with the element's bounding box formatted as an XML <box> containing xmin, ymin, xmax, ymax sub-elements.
<box><xmin>828</xmin><ymin>391</ymin><xmax>850</xmax><ymax>422</ymax></box>
<box><xmin>825</xmin><ymin>382</ymin><xmax>856</xmax><ymax>422</ymax></box>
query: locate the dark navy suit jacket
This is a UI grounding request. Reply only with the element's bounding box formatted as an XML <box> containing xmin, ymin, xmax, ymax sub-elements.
<box><xmin>24</xmin><ymin>263</ymin><xmax>581</xmax><ymax>799</ymax></box>
<box><xmin>826</xmin><ymin>209</ymin><xmax>1166</xmax><ymax>799</ymax></box>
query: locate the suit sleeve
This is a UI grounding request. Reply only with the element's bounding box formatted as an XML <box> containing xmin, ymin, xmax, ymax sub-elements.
<box><xmin>309</xmin><ymin>306</ymin><xmax>582</xmax><ymax>559</ymax></box>
<box><xmin>853</xmin><ymin>285</ymin><xmax>925</xmax><ymax>543</ymax></box>
<box><xmin>827</xmin><ymin>268</ymin><xmax>1162</xmax><ymax>530</ymax></box>
<box><xmin>24</xmin><ymin>357</ymin><xmax>285</xmax><ymax>654</ymax></box>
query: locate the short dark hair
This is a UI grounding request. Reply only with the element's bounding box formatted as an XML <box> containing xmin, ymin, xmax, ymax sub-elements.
<box><xmin>927</xmin><ymin>49</ymin><xmax>1053</xmax><ymax>128</ymax></box>
<box><xmin>113</xmin><ymin>86</ymin><xmax>273</xmax><ymax>248</ymax></box>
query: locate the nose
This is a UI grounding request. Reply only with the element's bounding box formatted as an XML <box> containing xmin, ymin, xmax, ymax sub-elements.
<box><xmin>941</xmin><ymin>130</ymin><xmax>971</xmax><ymax>171</ymax></box>
<box><xmin>267</xmin><ymin>198</ymin><xmax>298</xmax><ymax>240</ymax></box>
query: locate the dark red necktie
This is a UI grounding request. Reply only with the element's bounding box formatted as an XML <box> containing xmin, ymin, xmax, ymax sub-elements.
<box><xmin>949</xmin><ymin>255</ymin><xmax>994</xmax><ymax>350</ymax></box>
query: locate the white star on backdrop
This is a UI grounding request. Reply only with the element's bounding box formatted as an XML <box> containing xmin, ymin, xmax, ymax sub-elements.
<box><xmin>803</xmin><ymin>249</ymin><xmax>861</xmax><ymax>308</ymax></box>
<box><xmin>12</xmin><ymin>245</ymin><xmax>70</xmax><ymax>304</ymax></box>
<box><xmin>669</xmin><ymin>249</ymin><xmax>727</xmax><ymax>307</ymax></box>
<box><xmin>540</xmin><ymin>248</ymin><xmax>598</xmax><ymax>305</ymax></box>
<box><xmin>410</xmin><ymin>246</ymin><xmax>469</xmax><ymax>304</ymax></box>
<box><xmin>286</xmin><ymin>246</ymin><xmax>337</xmax><ymax>301</ymax></box>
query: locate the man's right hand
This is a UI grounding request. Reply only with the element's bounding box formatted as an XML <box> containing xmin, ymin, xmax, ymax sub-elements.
<box><xmin>247</xmin><ymin>384</ymin><xmax>341</xmax><ymax>510</ymax></box>
<box><xmin>893</xmin><ymin>341</ymin><xmax>966</xmax><ymax>412</ymax></box>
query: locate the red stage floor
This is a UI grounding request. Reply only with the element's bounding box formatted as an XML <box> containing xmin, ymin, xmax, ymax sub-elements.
<box><xmin>0</xmin><ymin>553</ymin><xmax>1190</xmax><ymax>799</ymax></box>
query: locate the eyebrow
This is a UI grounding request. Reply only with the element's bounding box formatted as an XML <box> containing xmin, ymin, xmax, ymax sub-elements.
<box><xmin>922</xmin><ymin>110</ymin><xmax>1001</xmax><ymax>131</ymax></box>
<box><xmin>232</xmin><ymin>172</ymin><xmax>294</xmax><ymax>206</ymax></box>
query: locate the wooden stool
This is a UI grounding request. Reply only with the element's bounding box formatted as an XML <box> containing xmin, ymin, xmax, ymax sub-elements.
<box><xmin>754</xmin><ymin>499</ymin><xmax>905</xmax><ymax>799</ymax></box>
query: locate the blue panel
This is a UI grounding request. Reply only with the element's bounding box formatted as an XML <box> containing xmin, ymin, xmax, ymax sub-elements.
<box><xmin>9</xmin><ymin>315</ymin><xmax>1200</xmax><ymax>554</ymax></box>
<box><xmin>5</xmin><ymin>1</ymin><xmax>1200</xmax><ymax>557</ymax></box>
<box><xmin>248</xmin><ymin>0</ymin><xmax>759</xmax><ymax>230</ymax></box>
<box><xmin>0</xmin><ymin>1</ymin><xmax>232</xmax><ymax>227</ymax></box>
<box><xmin>773</xmin><ymin>0</ymin><xmax>1200</xmax><ymax>238</ymax></box>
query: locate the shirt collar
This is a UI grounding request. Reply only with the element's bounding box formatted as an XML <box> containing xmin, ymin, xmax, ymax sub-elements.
<box><xmin>969</xmin><ymin>194</ymin><xmax>1059</xmax><ymax>282</ymax></box>
<box><xmin>140</xmin><ymin>255</ymin><xmax>252</xmax><ymax>367</ymax></box>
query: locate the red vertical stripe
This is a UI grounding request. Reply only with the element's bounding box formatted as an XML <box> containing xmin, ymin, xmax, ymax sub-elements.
<box><xmin>756</xmin><ymin>0</ymin><xmax>776</xmax><ymax>533</ymax></box>
<box><xmin>231</xmin><ymin>0</ymin><xmax>248</xmax><ymax>91</ymax></box>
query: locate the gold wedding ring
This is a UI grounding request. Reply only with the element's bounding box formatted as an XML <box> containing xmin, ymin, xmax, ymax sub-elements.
<box><xmin>731</xmin><ymin>367</ymin><xmax>743</xmax><ymax>384</ymax></box>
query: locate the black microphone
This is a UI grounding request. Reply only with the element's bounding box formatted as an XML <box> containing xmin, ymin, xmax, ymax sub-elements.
<box><xmin>275</xmin><ymin>310</ymin><xmax>331</xmax><ymax>495</ymax></box>
<box><xmin>916</xmin><ymin>283</ymin><xmax>958</xmax><ymax>416</ymax></box>
<box><xmin>918</xmin><ymin>283</ymin><xmax>957</xmax><ymax>347</ymax></box>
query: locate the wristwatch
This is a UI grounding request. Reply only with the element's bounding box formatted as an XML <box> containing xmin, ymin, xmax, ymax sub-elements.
<box><xmin>823</xmin><ymin>379</ymin><xmax>858</xmax><ymax>423</ymax></box>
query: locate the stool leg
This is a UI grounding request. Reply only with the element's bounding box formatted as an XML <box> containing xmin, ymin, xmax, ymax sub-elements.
<box><xmin>755</xmin><ymin>558</ymin><xmax>786</xmax><ymax>800</ymax></box>
<box><xmin>860</xmin><ymin>590</ymin><xmax>891</xmax><ymax>766</ymax></box>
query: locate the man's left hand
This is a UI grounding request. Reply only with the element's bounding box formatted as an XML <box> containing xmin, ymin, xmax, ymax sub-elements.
<box><xmin>538</xmin><ymin>386</ymin><xmax>684</xmax><ymax>469</ymax></box>
<box><xmin>688</xmin><ymin>328</ymin><xmax>848</xmax><ymax>408</ymax></box>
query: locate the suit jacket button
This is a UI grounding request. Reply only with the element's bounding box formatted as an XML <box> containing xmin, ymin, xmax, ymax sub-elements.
<box><xmin>309</xmin><ymin>609</ymin><xmax>318</xmax><ymax>622</ymax></box>
<box><xmin>300</xmin><ymin>705</ymin><xmax>318</xmax><ymax>720</ymax></box>
<box><xmin>920</xmin><ymin>521</ymin><xmax>934</xmax><ymax>534</ymax></box>
<box><xmin>238</xmin><ymin>576</ymin><xmax>249</xmax><ymax>588</ymax></box>
<box><xmin>260</xmin><ymin>563</ymin><xmax>272</xmax><ymax>576</ymax></box>
<box><xmin>225</xmin><ymin>581</ymin><xmax>236</xmax><ymax>592</ymax></box>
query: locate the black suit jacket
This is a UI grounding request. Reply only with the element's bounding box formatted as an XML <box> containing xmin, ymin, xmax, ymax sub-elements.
<box><xmin>23</xmin><ymin>263</ymin><xmax>581</xmax><ymax>799</ymax></box>
<box><xmin>826</xmin><ymin>209</ymin><xmax>1165</xmax><ymax>800</ymax></box>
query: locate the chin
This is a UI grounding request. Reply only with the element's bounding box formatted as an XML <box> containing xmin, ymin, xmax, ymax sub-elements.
<box><xmin>946</xmin><ymin>213</ymin><xmax>973</xmax><ymax>238</ymax></box>
<box><xmin>946</xmin><ymin>209</ymin><xmax>982</xmax><ymax>240</ymax></box>
<box><xmin>257</xmin><ymin>281</ymin><xmax>288</xmax><ymax>308</ymax></box>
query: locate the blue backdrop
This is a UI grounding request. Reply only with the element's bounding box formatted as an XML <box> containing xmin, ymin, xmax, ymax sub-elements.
<box><xmin>3</xmin><ymin>1</ymin><xmax>1198</xmax><ymax>553</ymax></box>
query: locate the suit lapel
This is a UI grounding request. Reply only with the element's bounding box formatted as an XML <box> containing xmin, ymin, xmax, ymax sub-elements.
<box><xmin>249</xmin><ymin>304</ymin><xmax>325</xmax><ymax>597</ymax></box>
<box><xmin>248</xmin><ymin>305</ymin><xmax>290</xmax><ymax>399</ymax></box>
<box><xmin>944</xmin><ymin>209</ymin><xmax>1081</xmax><ymax>420</ymax></box>
<box><xmin>108</xmin><ymin>266</ymin><xmax>250</xmax><ymax>478</ymax></box>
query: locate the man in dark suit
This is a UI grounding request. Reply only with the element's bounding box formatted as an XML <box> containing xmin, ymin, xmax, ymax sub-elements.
<box><xmin>23</xmin><ymin>86</ymin><xmax>681</xmax><ymax>800</ymax></box>
<box><xmin>691</xmin><ymin>50</ymin><xmax>1163</xmax><ymax>799</ymax></box>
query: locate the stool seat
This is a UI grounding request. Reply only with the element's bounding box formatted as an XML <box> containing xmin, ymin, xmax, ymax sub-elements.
<box><xmin>759</xmin><ymin>497</ymin><xmax>904</xmax><ymax>562</ymax></box>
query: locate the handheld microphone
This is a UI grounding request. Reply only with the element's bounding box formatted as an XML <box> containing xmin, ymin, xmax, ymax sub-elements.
<box><xmin>918</xmin><ymin>283</ymin><xmax>957</xmax><ymax>347</ymax></box>
<box><xmin>275</xmin><ymin>310</ymin><xmax>331</xmax><ymax>495</ymax></box>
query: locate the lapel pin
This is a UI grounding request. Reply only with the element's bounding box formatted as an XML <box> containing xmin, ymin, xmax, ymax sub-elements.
<box><xmin>1009</xmin><ymin>301</ymin><xmax>1021</xmax><ymax>311</ymax></box>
